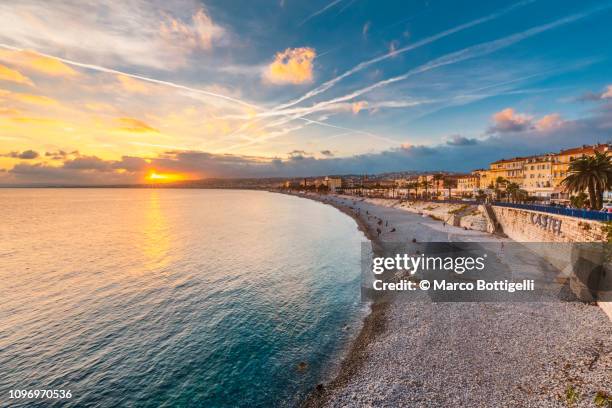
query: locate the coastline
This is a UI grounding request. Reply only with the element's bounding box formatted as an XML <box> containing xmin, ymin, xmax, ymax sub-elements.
<box><xmin>281</xmin><ymin>192</ymin><xmax>611</xmax><ymax>407</ymax></box>
<box><xmin>285</xmin><ymin>192</ymin><xmax>392</xmax><ymax>408</ymax></box>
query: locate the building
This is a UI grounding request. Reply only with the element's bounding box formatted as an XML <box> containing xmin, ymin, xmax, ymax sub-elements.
<box><xmin>551</xmin><ymin>144</ymin><xmax>611</xmax><ymax>201</ymax></box>
<box><xmin>456</xmin><ymin>170</ymin><xmax>482</xmax><ymax>197</ymax></box>
<box><xmin>523</xmin><ymin>154</ymin><xmax>554</xmax><ymax>198</ymax></box>
<box><xmin>488</xmin><ymin>157</ymin><xmax>526</xmax><ymax>187</ymax></box>
<box><xmin>325</xmin><ymin>176</ymin><xmax>342</xmax><ymax>192</ymax></box>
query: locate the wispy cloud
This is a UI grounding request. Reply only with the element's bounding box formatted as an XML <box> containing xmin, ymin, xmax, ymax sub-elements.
<box><xmin>275</xmin><ymin>0</ymin><xmax>537</xmax><ymax>112</ymax></box>
<box><xmin>0</xmin><ymin>1</ymin><xmax>226</xmax><ymax>70</ymax></box>
<box><xmin>116</xmin><ymin>117</ymin><xmax>158</xmax><ymax>133</ymax></box>
<box><xmin>299</xmin><ymin>0</ymin><xmax>343</xmax><ymax>26</ymax></box>
<box><xmin>0</xmin><ymin>49</ymin><xmax>77</xmax><ymax>77</ymax></box>
<box><xmin>0</xmin><ymin>64</ymin><xmax>34</xmax><ymax>86</ymax></box>
<box><xmin>257</xmin><ymin>9</ymin><xmax>606</xmax><ymax>123</ymax></box>
<box><xmin>0</xmin><ymin>44</ymin><xmax>259</xmax><ymax>110</ymax></box>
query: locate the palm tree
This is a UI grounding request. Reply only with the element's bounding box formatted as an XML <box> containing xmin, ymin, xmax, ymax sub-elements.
<box><xmin>443</xmin><ymin>178</ymin><xmax>456</xmax><ymax>199</ymax></box>
<box><xmin>562</xmin><ymin>151</ymin><xmax>612</xmax><ymax>210</ymax></box>
<box><xmin>420</xmin><ymin>179</ymin><xmax>430</xmax><ymax>199</ymax></box>
<box><xmin>476</xmin><ymin>189</ymin><xmax>487</xmax><ymax>202</ymax></box>
<box><xmin>494</xmin><ymin>176</ymin><xmax>507</xmax><ymax>201</ymax></box>
<box><xmin>433</xmin><ymin>174</ymin><xmax>444</xmax><ymax>198</ymax></box>
<box><xmin>506</xmin><ymin>182</ymin><xmax>520</xmax><ymax>203</ymax></box>
<box><xmin>407</xmin><ymin>182</ymin><xmax>418</xmax><ymax>199</ymax></box>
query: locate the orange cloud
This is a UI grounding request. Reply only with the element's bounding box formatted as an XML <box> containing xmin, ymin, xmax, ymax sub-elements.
<box><xmin>602</xmin><ymin>85</ymin><xmax>612</xmax><ymax>99</ymax></box>
<box><xmin>116</xmin><ymin>75</ymin><xmax>151</xmax><ymax>94</ymax></box>
<box><xmin>117</xmin><ymin>117</ymin><xmax>158</xmax><ymax>133</ymax></box>
<box><xmin>490</xmin><ymin>108</ymin><xmax>533</xmax><ymax>132</ymax></box>
<box><xmin>85</xmin><ymin>102</ymin><xmax>117</xmax><ymax>112</ymax></box>
<box><xmin>264</xmin><ymin>47</ymin><xmax>316</xmax><ymax>85</ymax></box>
<box><xmin>0</xmin><ymin>64</ymin><xmax>34</xmax><ymax>86</ymax></box>
<box><xmin>535</xmin><ymin>113</ymin><xmax>564</xmax><ymax>131</ymax></box>
<box><xmin>0</xmin><ymin>50</ymin><xmax>78</xmax><ymax>78</ymax></box>
<box><xmin>351</xmin><ymin>101</ymin><xmax>368</xmax><ymax>114</ymax></box>
<box><xmin>0</xmin><ymin>89</ymin><xmax>59</xmax><ymax>106</ymax></box>
<box><xmin>0</xmin><ymin>107</ymin><xmax>20</xmax><ymax>116</ymax></box>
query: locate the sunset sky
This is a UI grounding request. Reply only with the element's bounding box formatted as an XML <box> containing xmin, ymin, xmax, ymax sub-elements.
<box><xmin>1</xmin><ymin>0</ymin><xmax>612</xmax><ymax>184</ymax></box>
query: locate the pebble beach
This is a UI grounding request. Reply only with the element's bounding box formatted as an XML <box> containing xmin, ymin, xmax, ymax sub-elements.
<box><xmin>297</xmin><ymin>193</ymin><xmax>611</xmax><ymax>408</ymax></box>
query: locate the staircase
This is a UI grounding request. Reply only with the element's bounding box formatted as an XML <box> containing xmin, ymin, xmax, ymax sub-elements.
<box><xmin>479</xmin><ymin>204</ymin><xmax>503</xmax><ymax>235</ymax></box>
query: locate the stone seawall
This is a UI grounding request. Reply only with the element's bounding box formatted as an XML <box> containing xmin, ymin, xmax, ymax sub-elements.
<box><xmin>491</xmin><ymin>206</ymin><xmax>608</xmax><ymax>242</ymax></box>
<box><xmin>492</xmin><ymin>205</ymin><xmax>611</xmax><ymax>319</ymax></box>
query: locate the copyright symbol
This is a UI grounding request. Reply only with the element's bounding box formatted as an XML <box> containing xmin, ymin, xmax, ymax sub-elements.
<box><xmin>419</xmin><ymin>280</ymin><xmax>430</xmax><ymax>290</ymax></box>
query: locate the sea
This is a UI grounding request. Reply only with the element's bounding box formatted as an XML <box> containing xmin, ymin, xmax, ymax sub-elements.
<box><xmin>0</xmin><ymin>189</ymin><xmax>367</xmax><ymax>407</ymax></box>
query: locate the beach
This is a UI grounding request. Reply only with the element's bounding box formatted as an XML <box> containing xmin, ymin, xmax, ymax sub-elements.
<box><xmin>296</xmin><ymin>193</ymin><xmax>611</xmax><ymax>407</ymax></box>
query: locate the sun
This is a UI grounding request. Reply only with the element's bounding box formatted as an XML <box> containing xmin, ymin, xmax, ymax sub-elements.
<box><xmin>146</xmin><ymin>171</ymin><xmax>186</xmax><ymax>183</ymax></box>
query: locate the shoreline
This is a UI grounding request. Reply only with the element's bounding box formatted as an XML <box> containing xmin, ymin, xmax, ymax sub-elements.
<box><xmin>286</xmin><ymin>192</ymin><xmax>392</xmax><ymax>408</ymax></box>
<box><xmin>280</xmin><ymin>191</ymin><xmax>611</xmax><ymax>407</ymax></box>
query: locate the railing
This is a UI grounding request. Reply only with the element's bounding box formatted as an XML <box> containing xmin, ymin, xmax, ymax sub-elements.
<box><xmin>492</xmin><ymin>202</ymin><xmax>612</xmax><ymax>222</ymax></box>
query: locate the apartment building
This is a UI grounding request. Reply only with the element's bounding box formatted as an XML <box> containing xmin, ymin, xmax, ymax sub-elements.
<box><xmin>550</xmin><ymin>144</ymin><xmax>610</xmax><ymax>200</ymax></box>
<box><xmin>488</xmin><ymin>157</ymin><xmax>526</xmax><ymax>186</ymax></box>
<box><xmin>522</xmin><ymin>154</ymin><xmax>555</xmax><ymax>198</ymax></box>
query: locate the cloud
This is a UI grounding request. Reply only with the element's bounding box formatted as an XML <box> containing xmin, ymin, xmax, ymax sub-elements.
<box><xmin>0</xmin><ymin>2</ymin><xmax>226</xmax><ymax>70</ymax></box>
<box><xmin>288</xmin><ymin>150</ymin><xmax>310</xmax><ymax>160</ymax></box>
<box><xmin>488</xmin><ymin>108</ymin><xmax>533</xmax><ymax>133</ymax></box>
<box><xmin>320</xmin><ymin>150</ymin><xmax>334</xmax><ymax>157</ymax></box>
<box><xmin>2</xmin><ymin>149</ymin><xmax>39</xmax><ymax>159</ymax></box>
<box><xmin>362</xmin><ymin>21</ymin><xmax>371</xmax><ymax>39</ymax></box>
<box><xmin>446</xmin><ymin>135</ymin><xmax>478</xmax><ymax>146</ymax></box>
<box><xmin>299</xmin><ymin>0</ymin><xmax>343</xmax><ymax>26</ymax></box>
<box><xmin>0</xmin><ymin>107</ymin><xmax>20</xmax><ymax>116</ymax></box>
<box><xmin>0</xmin><ymin>89</ymin><xmax>59</xmax><ymax>106</ymax></box>
<box><xmin>487</xmin><ymin>109</ymin><xmax>566</xmax><ymax>134</ymax></box>
<box><xmin>267</xmin><ymin>13</ymin><xmax>593</xmax><ymax>125</ymax></box>
<box><xmin>535</xmin><ymin>113</ymin><xmax>564</xmax><ymax>131</ymax></box>
<box><xmin>45</xmin><ymin>150</ymin><xmax>68</xmax><ymax>160</ymax></box>
<box><xmin>388</xmin><ymin>40</ymin><xmax>399</xmax><ymax>57</ymax></box>
<box><xmin>63</xmin><ymin>155</ymin><xmax>113</xmax><ymax>171</ymax></box>
<box><xmin>85</xmin><ymin>102</ymin><xmax>117</xmax><ymax>112</ymax></box>
<box><xmin>3</xmin><ymin>107</ymin><xmax>612</xmax><ymax>185</ymax></box>
<box><xmin>0</xmin><ymin>64</ymin><xmax>34</xmax><ymax>86</ymax></box>
<box><xmin>272</xmin><ymin>0</ymin><xmax>540</xmax><ymax>111</ymax></box>
<box><xmin>116</xmin><ymin>117</ymin><xmax>158</xmax><ymax>133</ymax></box>
<box><xmin>351</xmin><ymin>101</ymin><xmax>368</xmax><ymax>114</ymax></box>
<box><xmin>159</xmin><ymin>8</ymin><xmax>224</xmax><ymax>51</ymax></box>
<box><xmin>264</xmin><ymin>47</ymin><xmax>316</xmax><ymax>85</ymax></box>
<box><xmin>116</xmin><ymin>75</ymin><xmax>151</xmax><ymax>94</ymax></box>
<box><xmin>0</xmin><ymin>49</ymin><xmax>78</xmax><ymax>77</ymax></box>
<box><xmin>577</xmin><ymin>84</ymin><xmax>612</xmax><ymax>101</ymax></box>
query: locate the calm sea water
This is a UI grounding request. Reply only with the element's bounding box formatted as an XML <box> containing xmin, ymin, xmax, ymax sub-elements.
<box><xmin>0</xmin><ymin>189</ymin><xmax>366</xmax><ymax>407</ymax></box>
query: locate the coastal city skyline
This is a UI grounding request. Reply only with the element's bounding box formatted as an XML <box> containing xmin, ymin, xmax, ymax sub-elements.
<box><xmin>1</xmin><ymin>0</ymin><xmax>612</xmax><ymax>184</ymax></box>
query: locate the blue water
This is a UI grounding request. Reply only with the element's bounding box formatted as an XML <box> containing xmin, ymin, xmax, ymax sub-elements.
<box><xmin>0</xmin><ymin>189</ymin><xmax>366</xmax><ymax>407</ymax></box>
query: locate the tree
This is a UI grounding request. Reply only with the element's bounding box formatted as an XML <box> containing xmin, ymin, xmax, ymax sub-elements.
<box><xmin>443</xmin><ymin>178</ymin><xmax>456</xmax><ymax>199</ymax></box>
<box><xmin>506</xmin><ymin>182</ymin><xmax>520</xmax><ymax>203</ymax></box>
<box><xmin>494</xmin><ymin>176</ymin><xmax>508</xmax><ymax>201</ymax></box>
<box><xmin>433</xmin><ymin>174</ymin><xmax>444</xmax><ymax>198</ymax></box>
<box><xmin>407</xmin><ymin>182</ymin><xmax>418</xmax><ymax>199</ymax></box>
<box><xmin>420</xmin><ymin>179</ymin><xmax>430</xmax><ymax>199</ymax></box>
<box><xmin>570</xmin><ymin>192</ymin><xmax>588</xmax><ymax>208</ymax></box>
<box><xmin>561</xmin><ymin>151</ymin><xmax>612</xmax><ymax>210</ymax></box>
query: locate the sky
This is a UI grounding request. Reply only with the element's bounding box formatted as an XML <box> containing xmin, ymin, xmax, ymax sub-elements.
<box><xmin>0</xmin><ymin>0</ymin><xmax>612</xmax><ymax>184</ymax></box>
